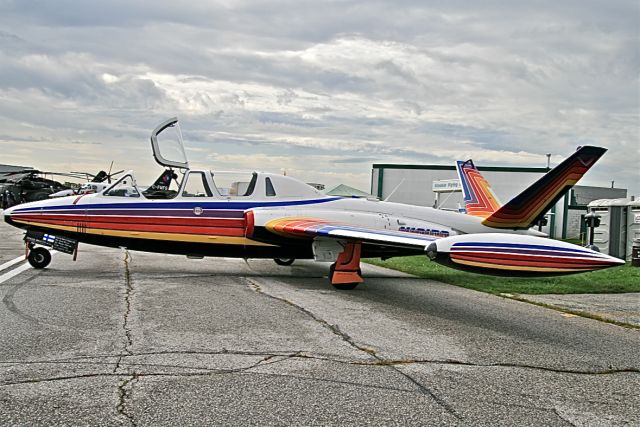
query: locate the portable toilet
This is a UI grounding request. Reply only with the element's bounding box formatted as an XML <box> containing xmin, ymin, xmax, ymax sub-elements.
<box><xmin>587</xmin><ymin>198</ymin><xmax>640</xmax><ymax>261</ymax></box>
<box><xmin>629</xmin><ymin>199</ymin><xmax>640</xmax><ymax>259</ymax></box>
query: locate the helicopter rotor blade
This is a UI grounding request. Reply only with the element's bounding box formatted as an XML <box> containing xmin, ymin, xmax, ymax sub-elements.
<box><xmin>107</xmin><ymin>161</ymin><xmax>114</xmax><ymax>183</ymax></box>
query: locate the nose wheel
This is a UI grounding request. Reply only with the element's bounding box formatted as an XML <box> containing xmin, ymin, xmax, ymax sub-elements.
<box><xmin>28</xmin><ymin>247</ymin><xmax>52</xmax><ymax>269</ymax></box>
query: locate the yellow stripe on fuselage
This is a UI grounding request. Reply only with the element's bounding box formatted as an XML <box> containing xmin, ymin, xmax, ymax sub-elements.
<box><xmin>13</xmin><ymin>219</ymin><xmax>274</xmax><ymax>247</ymax></box>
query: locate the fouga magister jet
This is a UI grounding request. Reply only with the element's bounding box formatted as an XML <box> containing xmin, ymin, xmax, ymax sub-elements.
<box><xmin>2</xmin><ymin>118</ymin><xmax>624</xmax><ymax>289</ymax></box>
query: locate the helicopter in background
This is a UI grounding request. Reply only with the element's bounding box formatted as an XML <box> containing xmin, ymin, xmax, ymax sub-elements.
<box><xmin>48</xmin><ymin>164</ymin><xmax>125</xmax><ymax>198</ymax></box>
<box><xmin>1</xmin><ymin>169</ymin><xmax>71</xmax><ymax>208</ymax></box>
<box><xmin>0</xmin><ymin>165</ymin><xmax>124</xmax><ymax>208</ymax></box>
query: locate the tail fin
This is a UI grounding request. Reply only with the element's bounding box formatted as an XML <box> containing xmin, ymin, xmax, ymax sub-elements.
<box><xmin>482</xmin><ymin>146</ymin><xmax>607</xmax><ymax>230</ymax></box>
<box><xmin>149</xmin><ymin>169</ymin><xmax>178</xmax><ymax>192</ymax></box>
<box><xmin>456</xmin><ymin>159</ymin><xmax>502</xmax><ymax>218</ymax></box>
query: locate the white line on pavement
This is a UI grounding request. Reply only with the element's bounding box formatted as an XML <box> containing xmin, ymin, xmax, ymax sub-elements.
<box><xmin>0</xmin><ymin>251</ymin><xmax>57</xmax><ymax>285</ymax></box>
<box><xmin>0</xmin><ymin>255</ymin><xmax>25</xmax><ymax>273</ymax></box>
<box><xmin>0</xmin><ymin>262</ymin><xmax>32</xmax><ymax>285</ymax></box>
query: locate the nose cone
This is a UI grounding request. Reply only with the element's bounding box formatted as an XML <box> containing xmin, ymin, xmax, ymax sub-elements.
<box><xmin>3</xmin><ymin>204</ymin><xmax>16</xmax><ymax>221</ymax></box>
<box><xmin>2</xmin><ymin>198</ymin><xmax>59</xmax><ymax>227</ymax></box>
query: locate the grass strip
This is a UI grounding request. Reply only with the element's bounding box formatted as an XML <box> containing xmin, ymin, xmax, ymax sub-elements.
<box><xmin>365</xmin><ymin>256</ymin><xmax>640</xmax><ymax>295</ymax></box>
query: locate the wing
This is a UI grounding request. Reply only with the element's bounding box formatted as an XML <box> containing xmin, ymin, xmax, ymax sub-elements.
<box><xmin>263</xmin><ymin>217</ymin><xmax>436</xmax><ymax>249</ymax></box>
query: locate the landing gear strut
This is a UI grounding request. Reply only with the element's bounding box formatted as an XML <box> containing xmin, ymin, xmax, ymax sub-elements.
<box><xmin>329</xmin><ymin>241</ymin><xmax>363</xmax><ymax>290</ymax></box>
<box><xmin>28</xmin><ymin>247</ymin><xmax>52</xmax><ymax>269</ymax></box>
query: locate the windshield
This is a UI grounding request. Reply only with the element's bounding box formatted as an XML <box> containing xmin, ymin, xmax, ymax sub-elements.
<box><xmin>104</xmin><ymin>173</ymin><xmax>141</xmax><ymax>198</ymax></box>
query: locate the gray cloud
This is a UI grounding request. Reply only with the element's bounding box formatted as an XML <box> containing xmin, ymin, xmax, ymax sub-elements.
<box><xmin>0</xmin><ymin>0</ymin><xmax>637</xmax><ymax>193</ymax></box>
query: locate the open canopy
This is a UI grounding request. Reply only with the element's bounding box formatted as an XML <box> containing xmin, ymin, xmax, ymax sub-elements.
<box><xmin>150</xmin><ymin>117</ymin><xmax>189</xmax><ymax>169</ymax></box>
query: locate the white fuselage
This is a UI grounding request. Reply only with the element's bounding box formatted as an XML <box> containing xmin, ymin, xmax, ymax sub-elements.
<box><xmin>251</xmin><ymin>196</ymin><xmax>545</xmax><ymax>238</ymax></box>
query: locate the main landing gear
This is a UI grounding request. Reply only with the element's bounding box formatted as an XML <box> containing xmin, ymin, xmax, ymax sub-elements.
<box><xmin>328</xmin><ymin>241</ymin><xmax>363</xmax><ymax>290</ymax></box>
<box><xmin>274</xmin><ymin>258</ymin><xmax>295</xmax><ymax>266</ymax></box>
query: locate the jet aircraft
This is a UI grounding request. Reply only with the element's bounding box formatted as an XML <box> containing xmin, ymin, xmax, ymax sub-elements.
<box><xmin>2</xmin><ymin>118</ymin><xmax>624</xmax><ymax>289</ymax></box>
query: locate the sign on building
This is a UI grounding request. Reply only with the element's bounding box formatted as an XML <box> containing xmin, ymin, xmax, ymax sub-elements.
<box><xmin>432</xmin><ymin>179</ymin><xmax>461</xmax><ymax>193</ymax></box>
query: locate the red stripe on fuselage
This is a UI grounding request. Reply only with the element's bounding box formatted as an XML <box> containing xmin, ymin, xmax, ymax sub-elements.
<box><xmin>450</xmin><ymin>252</ymin><xmax>613</xmax><ymax>268</ymax></box>
<box><xmin>12</xmin><ymin>214</ymin><xmax>244</xmax><ymax>228</ymax></box>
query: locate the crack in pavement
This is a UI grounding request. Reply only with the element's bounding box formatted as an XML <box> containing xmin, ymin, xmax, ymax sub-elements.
<box><xmin>0</xmin><ymin>354</ymin><xmax>287</xmax><ymax>387</ymax></box>
<box><xmin>3</xmin><ymin>267</ymin><xmax>634</xmax><ymax>423</ymax></box>
<box><xmin>115</xmin><ymin>249</ymin><xmax>136</xmax><ymax>426</ymax></box>
<box><xmin>117</xmin><ymin>250</ymin><xmax>135</xmax><ymax>363</ymax></box>
<box><xmin>0</xmin><ymin>366</ymin><xmax>411</xmax><ymax>397</ymax></box>
<box><xmin>244</xmin><ymin>277</ymin><xmax>463</xmax><ymax>421</ymax></box>
<box><xmin>553</xmin><ymin>408</ymin><xmax>578</xmax><ymax>427</ymax></box>
<box><xmin>2</xmin><ymin>349</ymin><xmax>636</xmax><ymax>378</ymax></box>
<box><xmin>117</xmin><ymin>374</ymin><xmax>138</xmax><ymax>427</ymax></box>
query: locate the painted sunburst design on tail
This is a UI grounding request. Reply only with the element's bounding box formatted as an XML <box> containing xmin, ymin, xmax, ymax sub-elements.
<box><xmin>456</xmin><ymin>160</ymin><xmax>501</xmax><ymax>218</ymax></box>
<box><xmin>482</xmin><ymin>146</ymin><xmax>607</xmax><ymax>229</ymax></box>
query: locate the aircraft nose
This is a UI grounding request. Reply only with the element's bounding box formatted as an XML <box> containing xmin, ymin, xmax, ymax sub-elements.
<box><xmin>2</xmin><ymin>206</ymin><xmax>14</xmax><ymax>224</ymax></box>
<box><xmin>3</xmin><ymin>204</ymin><xmax>15</xmax><ymax>216</ymax></box>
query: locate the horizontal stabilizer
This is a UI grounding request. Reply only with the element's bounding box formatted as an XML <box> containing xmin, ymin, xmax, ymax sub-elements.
<box><xmin>482</xmin><ymin>146</ymin><xmax>607</xmax><ymax>229</ymax></box>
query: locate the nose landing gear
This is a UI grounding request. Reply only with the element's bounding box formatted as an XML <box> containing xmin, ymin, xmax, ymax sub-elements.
<box><xmin>27</xmin><ymin>247</ymin><xmax>52</xmax><ymax>269</ymax></box>
<box><xmin>23</xmin><ymin>230</ymin><xmax>78</xmax><ymax>270</ymax></box>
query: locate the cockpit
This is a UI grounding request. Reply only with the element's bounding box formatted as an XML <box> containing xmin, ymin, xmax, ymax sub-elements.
<box><xmin>100</xmin><ymin>117</ymin><xmax>324</xmax><ymax>201</ymax></box>
<box><xmin>102</xmin><ymin>169</ymin><xmax>321</xmax><ymax>200</ymax></box>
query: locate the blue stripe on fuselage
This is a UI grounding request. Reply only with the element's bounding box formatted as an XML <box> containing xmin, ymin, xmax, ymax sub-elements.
<box><xmin>10</xmin><ymin>197</ymin><xmax>341</xmax><ymax>213</ymax></box>
<box><xmin>312</xmin><ymin>224</ymin><xmax>436</xmax><ymax>242</ymax></box>
<box><xmin>451</xmin><ymin>242</ymin><xmax>593</xmax><ymax>254</ymax></box>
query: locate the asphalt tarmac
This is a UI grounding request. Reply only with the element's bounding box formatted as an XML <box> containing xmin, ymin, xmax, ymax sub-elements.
<box><xmin>0</xmin><ymin>219</ymin><xmax>638</xmax><ymax>426</ymax></box>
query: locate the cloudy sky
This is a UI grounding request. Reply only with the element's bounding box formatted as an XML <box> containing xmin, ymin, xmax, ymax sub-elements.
<box><xmin>0</xmin><ymin>0</ymin><xmax>638</xmax><ymax>195</ymax></box>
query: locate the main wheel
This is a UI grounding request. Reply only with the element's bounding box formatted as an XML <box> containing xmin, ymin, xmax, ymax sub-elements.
<box><xmin>332</xmin><ymin>282</ymin><xmax>360</xmax><ymax>290</ymax></box>
<box><xmin>28</xmin><ymin>247</ymin><xmax>52</xmax><ymax>269</ymax></box>
<box><xmin>274</xmin><ymin>258</ymin><xmax>295</xmax><ymax>266</ymax></box>
<box><xmin>329</xmin><ymin>263</ymin><xmax>361</xmax><ymax>290</ymax></box>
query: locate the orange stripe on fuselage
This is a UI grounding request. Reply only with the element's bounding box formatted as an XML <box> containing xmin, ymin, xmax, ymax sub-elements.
<box><xmin>12</xmin><ymin>215</ymin><xmax>244</xmax><ymax>237</ymax></box>
<box><xmin>451</xmin><ymin>258</ymin><xmax>596</xmax><ymax>273</ymax></box>
<box><xmin>11</xmin><ymin>219</ymin><xmax>273</xmax><ymax>246</ymax></box>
